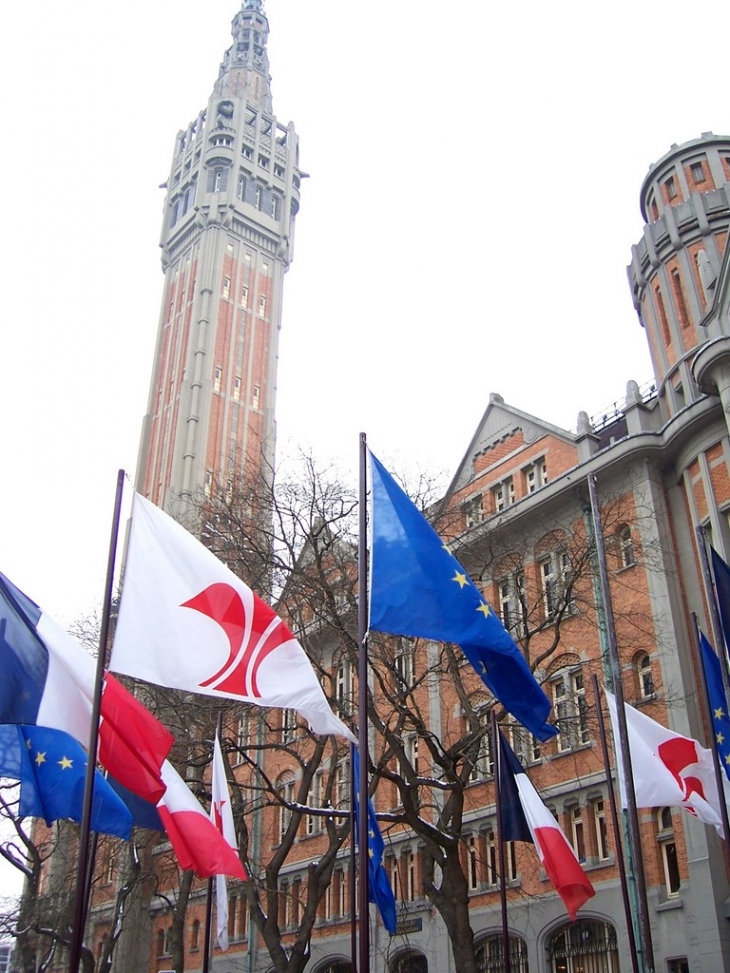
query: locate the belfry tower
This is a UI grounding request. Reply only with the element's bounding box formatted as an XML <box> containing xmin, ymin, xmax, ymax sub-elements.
<box><xmin>136</xmin><ymin>0</ymin><xmax>302</xmax><ymax>518</ymax></box>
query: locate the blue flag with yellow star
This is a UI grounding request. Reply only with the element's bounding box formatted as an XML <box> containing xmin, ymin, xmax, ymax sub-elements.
<box><xmin>368</xmin><ymin>451</ymin><xmax>557</xmax><ymax>741</ymax></box>
<box><xmin>0</xmin><ymin>724</ymin><xmax>133</xmax><ymax>838</ymax></box>
<box><xmin>353</xmin><ymin>748</ymin><xmax>397</xmax><ymax>934</ymax></box>
<box><xmin>699</xmin><ymin>632</ymin><xmax>730</xmax><ymax>781</ymax></box>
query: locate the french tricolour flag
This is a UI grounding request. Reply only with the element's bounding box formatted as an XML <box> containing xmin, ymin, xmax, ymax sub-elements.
<box><xmin>0</xmin><ymin>571</ymin><xmax>173</xmax><ymax>803</ymax></box>
<box><xmin>498</xmin><ymin>730</ymin><xmax>595</xmax><ymax>921</ymax></box>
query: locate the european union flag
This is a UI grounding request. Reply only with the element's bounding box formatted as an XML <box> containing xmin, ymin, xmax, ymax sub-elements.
<box><xmin>0</xmin><ymin>724</ymin><xmax>133</xmax><ymax>839</ymax></box>
<box><xmin>368</xmin><ymin>452</ymin><xmax>557</xmax><ymax>741</ymax></box>
<box><xmin>353</xmin><ymin>748</ymin><xmax>397</xmax><ymax>934</ymax></box>
<box><xmin>699</xmin><ymin>632</ymin><xmax>730</xmax><ymax>780</ymax></box>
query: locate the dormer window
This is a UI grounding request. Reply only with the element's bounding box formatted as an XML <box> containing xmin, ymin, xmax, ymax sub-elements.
<box><xmin>493</xmin><ymin>478</ymin><xmax>514</xmax><ymax>513</ymax></box>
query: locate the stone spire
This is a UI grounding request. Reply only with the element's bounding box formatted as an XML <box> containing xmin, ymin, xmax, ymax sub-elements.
<box><xmin>215</xmin><ymin>0</ymin><xmax>273</xmax><ymax>111</ymax></box>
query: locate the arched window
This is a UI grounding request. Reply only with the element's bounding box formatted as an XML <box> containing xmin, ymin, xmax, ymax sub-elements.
<box><xmin>548</xmin><ymin>919</ymin><xmax>618</xmax><ymax>972</ymax></box>
<box><xmin>637</xmin><ymin>653</ymin><xmax>654</xmax><ymax>698</ymax></box>
<box><xmin>276</xmin><ymin>771</ymin><xmax>296</xmax><ymax>843</ymax></box>
<box><xmin>476</xmin><ymin>934</ymin><xmax>529</xmax><ymax>973</ymax></box>
<box><xmin>617</xmin><ymin>525</ymin><xmax>635</xmax><ymax>568</ymax></box>
<box><xmin>391</xmin><ymin>953</ymin><xmax>428</xmax><ymax>973</ymax></box>
<box><xmin>317</xmin><ymin>962</ymin><xmax>352</xmax><ymax>973</ymax></box>
<box><xmin>155</xmin><ymin>929</ymin><xmax>165</xmax><ymax>957</ymax></box>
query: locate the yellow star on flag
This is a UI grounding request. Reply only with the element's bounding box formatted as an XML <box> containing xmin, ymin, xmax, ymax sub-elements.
<box><xmin>452</xmin><ymin>572</ymin><xmax>468</xmax><ymax>589</ymax></box>
<box><xmin>715</xmin><ymin>707</ymin><xmax>725</xmax><ymax>720</ymax></box>
<box><xmin>35</xmin><ymin>752</ymin><xmax>46</xmax><ymax>766</ymax></box>
<box><xmin>476</xmin><ymin>603</ymin><xmax>491</xmax><ymax>618</ymax></box>
<box><xmin>718</xmin><ymin>732</ymin><xmax>725</xmax><ymax>745</ymax></box>
<box><xmin>58</xmin><ymin>756</ymin><xmax>73</xmax><ymax>770</ymax></box>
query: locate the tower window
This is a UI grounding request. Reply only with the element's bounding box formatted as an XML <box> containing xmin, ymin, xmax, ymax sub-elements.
<box><xmin>617</xmin><ymin>524</ymin><xmax>635</xmax><ymax>568</ymax></box>
<box><xmin>240</xmin><ymin>286</ymin><xmax>248</xmax><ymax>308</ymax></box>
<box><xmin>690</xmin><ymin>162</ymin><xmax>705</xmax><ymax>184</ymax></box>
<box><xmin>214</xmin><ymin>367</ymin><xmax>222</xmax><ymax>392</ymax></box>
<box><xmin>670</xmin><ymin>268</ymin><xmax>690</xmax><ymax>328</ymax></box>
<box><xmin>234</xmin><ymin>377</ymin><xmax>241</xmax><ymax>401</ymax></box>
<box><xmin>664</xmin><ymin>176</ymin><xmax>677</xmax><ymax>201</ymax></box>
<box><xmin>207</xmin><ymin>167</ymin><xmax>229</xmax><ymax>193</ymax></box>
<box><xmin>259</xmin><ymin>295</ymin><xmax>266</xmax><ymax>317</ymax></box>
<box><xmin>222</xmin><ymin>277</ymin><xmax>231</xmax><ymax>299</ymax></box>
<box><xmin>654</xmin><ymin>285</ymin><xmax>671</xmax><ymax>345</ymax></box>
<box><xmin>252</xmin><ymin>385</ymin><xmax>260</xmax><ymax>409</ymax></box>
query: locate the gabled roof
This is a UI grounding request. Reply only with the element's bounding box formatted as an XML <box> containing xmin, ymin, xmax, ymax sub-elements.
<box><xmin>445</xmin><ymin>393</ymin><xmax>578</xmax><ymax>498</ymax></box>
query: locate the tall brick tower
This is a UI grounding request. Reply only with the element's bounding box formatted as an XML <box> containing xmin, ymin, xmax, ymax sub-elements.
<box><xmin>135</xmin><ymin>0</ymin><xmax>303</xmax><ymax>520</ymax></box>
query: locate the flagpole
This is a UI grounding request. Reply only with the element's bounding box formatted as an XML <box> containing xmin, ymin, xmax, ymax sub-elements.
<box><xmin>349</xmin><ymin>739</ymin><xmax>358</xmax><ymax>973</ymax></box>
<box><xmin>590</xmin><ymin>675</ymin><xmax>640</xmax><ymax>973</ymax></box>
<box><xmin>491</xmin><ymin>712</ymin><xmax>511</xmax><ymax>973</ymax></box>
<box><xmin>587</xmin><ymin>474</ymin><xmax>655</xmax><ymax>973</ymax></box>
<box><xmin>69</xmin><ymin>469</ymin><xmax>126</xmax><ymax>973</ymax></box>
<box><xmin>203</xmin><ymin>711</ymin><xmax>225</xmax><ymax>973</ymax></box>
<box><xmin>689</xmin><ymin>613</ymin><xmax>730</xmax><ymax>870</ymax></box>
<box><xmin>357</xmin><ymin>433</ymin><xmax>371</xmax><ymax>973</ymax></box>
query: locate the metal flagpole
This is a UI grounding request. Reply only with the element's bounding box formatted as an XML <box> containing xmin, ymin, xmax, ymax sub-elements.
<box><xmin>202</xmin><ymin>877</ymin><xmax>215</xmax><ymax>973</ymax></box>
<box><xmin>491</xmin><ymin>712</ymin><xmax>511</xmax><ymax>973</ymax></box>
<box><xmin>203</xmin><ymin>711</ymin><xmax>225</xmax><ymax>973</ymax></box>
<box><xmin>69</xmin><ymin>469</ymin><xmax>126</xmax><ymax>973</ymax></box>
<box><xmin>590</xmin><ymin>675</ymin><xmax>641</xmax><ymax>973</ymax></box>
<box><xmin>588</xmin><ymin>474</ymin><xmax>655</xmax><ymax>973</ymax></box>
<box><xmin>357</xmin><ymin>433</ymin><xmax>371</xmax><ymax>973</ymax></box>
<box><xmin>349</xmin><ymin>739</ymin><xmax>358</xmax><ymax>973</ymax></box>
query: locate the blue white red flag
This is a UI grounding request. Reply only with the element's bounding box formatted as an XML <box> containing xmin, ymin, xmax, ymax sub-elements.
<box><xmin>498</xmin><ymin>731</ymin><xmax>594</xmax><ymax>920</ymax></box>
<box><xmin>111</xmin><ymin>494</ymin><xmax>355</xmax><ymax>742</ymax></box>
<box><xmin>0</xmin><ymin>723</ymin><xmax>132</xmax><ymax>839</ymax></box>
<box><xmin>368</xmin><ymin>451</ymin><xmax>556</xmax><ymax>741</ymax></box>
<box><xmin>0</xmin><ymin>571</ymin><xmax>173</xmax><ymax>803</ymax></box>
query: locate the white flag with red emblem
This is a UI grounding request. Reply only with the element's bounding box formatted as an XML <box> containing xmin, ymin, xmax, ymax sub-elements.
<box><xmin>606</xmin><ymin>690</ymin><xmax>730</xmax><ymax>836</ymax></box>
<box><xmin>210</xmin><ymin>733</ymin><xmax>238</xmax><ymax>950</ymax></box>
<box><xmin>110</xmin><ymin>494</ymin><xmax>355</xmax><ymax>742</ymax></box>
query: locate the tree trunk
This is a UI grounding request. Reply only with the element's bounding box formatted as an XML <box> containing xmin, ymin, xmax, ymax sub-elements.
<box><xmin>170</xmin><ymin>870</ymin><xmax>195</xmax><ymax>973</ymax></box>
<box><xmin>424</xmin><ymin>846</ymin><xmax>478</xmax><ymax>973</ymax></box>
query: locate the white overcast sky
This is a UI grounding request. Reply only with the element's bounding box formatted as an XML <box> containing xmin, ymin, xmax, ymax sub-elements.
<box><xmin>1</xmin><ymin>0</ymin><xmax>729</xmax><ymax>621</ymax></box>
<box><xmin>0</xmin><ymin>0</ymin><xmax>729</xmax><ymax>904</ymax></box>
